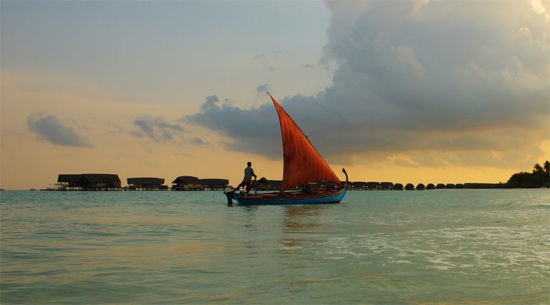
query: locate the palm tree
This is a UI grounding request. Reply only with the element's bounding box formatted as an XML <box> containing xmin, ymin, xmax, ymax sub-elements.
<box><xmin>544</xmin><ymin>161</ymin><xmax>550</xmax><ymax>173</ymax></box>
<box><xmin>533</xmin><ymin>163</ymin><xmax>543</xmax><ymax>173</ymax></box>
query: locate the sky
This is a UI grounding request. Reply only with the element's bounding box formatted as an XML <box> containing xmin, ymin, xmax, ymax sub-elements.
<box><xmin>1</xmin><ymin>0</ymin><xmax>549</xmax><ymax>190</ymax></box>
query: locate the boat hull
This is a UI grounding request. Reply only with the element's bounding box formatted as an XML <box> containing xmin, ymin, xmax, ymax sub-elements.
<box><xmin>230</xmin><ymin>188</ymin><xmax>347</xmax><ymax>205</ymax></box>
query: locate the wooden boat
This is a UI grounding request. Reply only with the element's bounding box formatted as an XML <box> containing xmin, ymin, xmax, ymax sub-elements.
<box><xmin>224</xmin><ymin>93</ymin><xmax>348</xmax><ymax>206</ymax></box>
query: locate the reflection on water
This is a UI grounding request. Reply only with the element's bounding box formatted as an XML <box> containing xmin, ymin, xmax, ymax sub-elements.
<box><xmin>283</xmin><ymin>205</ymin><xmax>329</xmax><ymax>231</ymax></box>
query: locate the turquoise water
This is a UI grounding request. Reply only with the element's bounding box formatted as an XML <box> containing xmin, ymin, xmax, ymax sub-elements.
<box><xmin>1</xmin><ymin>189</ymin><xmax>549</xmax><ymax>304</ymax></box>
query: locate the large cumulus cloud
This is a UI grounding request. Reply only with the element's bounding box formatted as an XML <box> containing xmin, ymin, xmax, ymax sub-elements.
<box><xmin>187</xmin><ymin>95</ymin><xmax>281</xmax><ymax>155</ymax></box>
<box><xmin>187</xmin><ymin>1</ymin><xmax>549</xmax><ymax>168</ymax></box>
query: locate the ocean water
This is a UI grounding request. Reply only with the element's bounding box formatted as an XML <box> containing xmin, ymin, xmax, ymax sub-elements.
<box><xmin>1</xmin><ymin>189</ymin><xmax>548</xmax><ymax>304</ymax></box>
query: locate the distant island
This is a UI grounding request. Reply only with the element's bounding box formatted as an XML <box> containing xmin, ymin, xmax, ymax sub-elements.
<box><xmin>505</xmin><ymin>161</ymin><xmax>550</xmax><ymax>188</ymax></box>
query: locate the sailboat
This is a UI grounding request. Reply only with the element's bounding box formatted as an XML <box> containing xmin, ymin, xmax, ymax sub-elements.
<box><xmin>224</xmin><ymin>93</ymin><xmax>348</xmax><ymax>205</ymax></box>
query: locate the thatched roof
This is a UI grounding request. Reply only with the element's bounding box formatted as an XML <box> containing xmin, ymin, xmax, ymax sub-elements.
<box><xmin>58</xmin><ymin>174</ymin><xmax>120</xmax><ymax>184</ymax></box>
<box><xmin>57</xmin><ymin>174</ymin><xmax>82</xmax><ymax>183</ymax></box>
<box><xmin>172</xmin><ymin>176</ymin><xmax>199</xmax><ymax>184</ymax></box>
<box><xmin>81</xmin><ymin>174</ymin><xmax>120</xmax><ymax>183</ymax></box>
<box><xmin>127</xmin><ymin>177</ymin><xmax>164</xmax><ymax>185</ymax></box>
<box><xmin>199</xmin><ymin>178</ymin><xmax>229</xmax><ymax>185</ymax></box>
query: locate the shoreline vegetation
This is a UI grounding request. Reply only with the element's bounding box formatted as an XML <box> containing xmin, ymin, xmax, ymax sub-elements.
<box><xmin>505</xmin><ymin>161</ymin><xmax>550</xmax><ymax>188</ymax></box>
<box><xmin>14</xmin><ymin>161</ymin><xmax>550</xmax><ymax>192</ymax></box>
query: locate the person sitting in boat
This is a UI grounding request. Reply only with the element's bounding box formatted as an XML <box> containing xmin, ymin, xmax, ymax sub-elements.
<box><xmin>236</xmin><ymin>161</ymin><xmax>257</xmax><ymax>195</ymax></box>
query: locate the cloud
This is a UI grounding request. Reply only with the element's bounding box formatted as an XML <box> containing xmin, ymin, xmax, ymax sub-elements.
<box><xmin>530</xmin><ymin>0</ymin><xmax>547</xmax><ymax>15</ymax></box>
<box><xmin>130</xmin><ymin>115</ymin><xmax>185</xmax><ymax>143</ymax></box>
<box><xmin>189</xmin><ymin>137</ymin><xmax>206</xmax><ymax>145</ymax></box>
<box><xmin>256</xmin><ymin>84</ymin><xmax>270</xmax><ymax>94</ymax></box>
<box><xmin>186</xmin><ymin>95</ymin><xmax>281</xmax><ymax>156</ymax></box>
<box><xmin>187</xmin><ymin>1</ymin><xmax>550</xmax><ymax>168</ymax></box>
<box><xmin>27</xmin><ymin>114</ymin><xmax>91</xmax><ymax>147</ymax></box>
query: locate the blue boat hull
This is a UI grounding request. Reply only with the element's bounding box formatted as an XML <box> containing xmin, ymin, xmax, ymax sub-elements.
<box><xmin>231</xmin><ymin>188</ymin><xmax>347</xmax><ymax>205</ymax></box>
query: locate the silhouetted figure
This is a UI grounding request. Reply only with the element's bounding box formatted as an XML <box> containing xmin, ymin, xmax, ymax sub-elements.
<box><xmin>236</xmin><ymin>161</ymin><xmax>257</xmax><ymax>195</ymax></box>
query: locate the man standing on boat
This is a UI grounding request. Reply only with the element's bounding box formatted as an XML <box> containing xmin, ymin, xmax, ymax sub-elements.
<box><xmin>236</xmin><ymin>162</ymin><xmax>257</xmax><ymax>195</ymax></box>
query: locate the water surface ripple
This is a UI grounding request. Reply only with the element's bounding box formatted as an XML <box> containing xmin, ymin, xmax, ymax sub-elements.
<box><xmin>1</xmin><ymin>190</ymin><xmax>548</xmax><ymax>304</ymax></box>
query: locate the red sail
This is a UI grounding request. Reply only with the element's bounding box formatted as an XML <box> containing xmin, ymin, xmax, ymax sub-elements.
<box><xmin>269</xmin><ymin>94</ymin><xmax>342</xmax><ymax>192</ymax></box>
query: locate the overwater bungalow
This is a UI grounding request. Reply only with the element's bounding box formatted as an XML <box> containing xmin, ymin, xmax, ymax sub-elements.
<box><xmin>81</xmin><ymin>174</ymin><xmax>121</xmax><ymax>191</ymax></box>
<box><xmin>366</xmin><ymin>182</ymin><xmax>380</xmax><ymax>190</ymax></box>
<box><xmin>405</xmin><ymin>183</ymin><xmax>415</xmax><ymax>190</ymax></box>
<box><xmin>464</xmin><ymin>183</ymin><xmax>502</xmax><ymax>189</ymax></box>
<box><xmin>56</xmin><ymin>173</ymin><xmax>121</xmax><ymax>191</ymax></box>
<box><xmin>172</xmin><ymin>176</ymin><xmax>201</xmax><ymax>191</ymax></box>
<box><xmin>393</xmin><ymin>183</ymin><xmax>404</xmax><ymax>190</ymax></box>
<box><xmin>127</xmin><ymin>177</ymin><xmax>167</xmax><ymax>190</ymax></box>
<box><xmin>416</xmin><ymin>183</ymin><xmax>426</xmax><ymax>190</ymax></box>
<box><xmin>380</xmin><ymin>182</ymin><xmax>394</xmax><ymax>190</ymax></box>
<box><xmin>352</xmin><ymin>181</ymin><xmax>367</xmax><ymax>190</ymax></box>
<box><xmin>199</xmin><ymin>178</ymin><xmax>229</xmax><ymax>190</ymax></box>
<box><xmin>254</xmin><ymin>178</ymin><xmax>282</xmax><ymax>191</ymax></box>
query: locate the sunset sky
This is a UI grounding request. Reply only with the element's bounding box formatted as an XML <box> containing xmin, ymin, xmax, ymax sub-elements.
<box><xmin>1</xmin><ymin>0</ymin><xmax>549</xmax><ymax>190</ymax></box>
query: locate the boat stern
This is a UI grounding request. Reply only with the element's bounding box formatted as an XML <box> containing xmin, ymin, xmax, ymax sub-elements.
<box><xmin>223</xmin><ymin>187</ymin><xmax>235</xmax><ymax>206</ymax></box>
